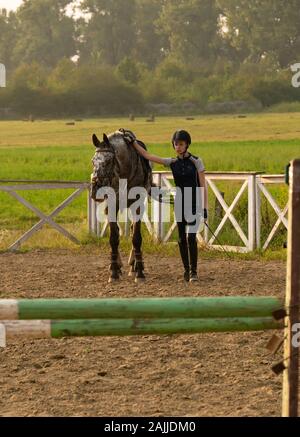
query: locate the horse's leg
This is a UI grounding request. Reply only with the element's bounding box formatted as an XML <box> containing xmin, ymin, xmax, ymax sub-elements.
<box><xmin>109</xmin><ymin>221</ymin><xmax>122</xmax><ymax>283</ymax></box>
<box><xmin>132</xmin><ymin>220</ymin><xmax>145</xmax><ymax>283</ymax></box>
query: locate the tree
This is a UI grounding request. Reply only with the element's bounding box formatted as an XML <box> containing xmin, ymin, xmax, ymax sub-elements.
<box><xmin>218</xmin><ymin>0</ymin><xmax>300</xmax><ymax>68</ymax></box>
<box><xmin>133</xmin><ymin>0</ymin><xmax>167</xmax><ymax>69</ymax></box>
<box><xmin>9</xmin><ymin>62</ymin><xmax>50</xmax><ymax>115</ymax></box>
<box><xmin>116</xmin><ymin>57</ymin><xmax>142</xmax><ymax>84</ymax></box>
<box><xmin>0</xmin><ymin>9</ymin><xmax>18</xmax><ymax>70</ymax></box>
<box><xmin>79</xmin><ymin>0</ymin><xmax>136</xmax><ymax>65</ymax></box>
<box><xmin>47</xmin><ymin>58</ymin><xmax>77</xmax><ymax>93</ymax></box>
<box><xmin>157</xmin><ymin>0</ymin><xmax>222</xmax><ymax>66</ymax></box>
<box><xmin>12</xmin><ymin>0</ymin><xmax>76</xmax><ymax>68</ymax></box>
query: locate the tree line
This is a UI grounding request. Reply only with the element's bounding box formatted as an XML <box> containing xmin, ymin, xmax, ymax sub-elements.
<box><xmin>1</xmin><ymin>0</ymin><xmax>300</xmax><ymax>117</ymax></box>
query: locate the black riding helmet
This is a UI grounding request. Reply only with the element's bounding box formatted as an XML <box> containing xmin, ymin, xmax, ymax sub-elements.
<box><xmin>172</xmin><ymin>130</ymin><xmax>192</xmax><ymax>149</ymax></box>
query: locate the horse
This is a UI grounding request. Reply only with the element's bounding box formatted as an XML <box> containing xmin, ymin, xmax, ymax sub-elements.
<box><xmin>90</xmin><ymin>130</ymin><xmax>152</xmax><ymax>284</ymax></box>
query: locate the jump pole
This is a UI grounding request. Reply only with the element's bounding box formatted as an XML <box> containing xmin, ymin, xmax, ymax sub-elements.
<box><xmin>0</xmin><ymin>317</ymin><xmax>283</xmax><ymax>341</ymax></box>
<box><xmin>0</xmin><ymin>297</ymin><xmax>283</xmax><ymax>320</ymax></box>
<box><xmin>282</xmin><ymin>159</ymin><xmax>300</xmax><ymax>417</ymax></box>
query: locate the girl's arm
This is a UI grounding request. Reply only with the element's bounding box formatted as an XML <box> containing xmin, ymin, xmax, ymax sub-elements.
<box><xmin>198</xmin><ymin>171</ymin><xmax>208</xmax><ymax>219</ymax></box>
<box><xmin>132</xmin><ymin>140</ymin><xmax>167</xmax><ymax>165</ymax></box>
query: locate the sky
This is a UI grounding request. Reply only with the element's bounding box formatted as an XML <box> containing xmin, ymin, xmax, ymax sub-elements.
<box><xmin>0</xmin><ymin>1</ymin><xmax>84</xmax><ymax>17</ymax></box>
<box><xmin>0</xmin><ymin>0</ymin><xmax>23</xmax><ymax>10</ymax></box>
<box><xmin>0</xmin><ymin>0</ymin><xmax>82</xmax><ymax>13</ymax></box>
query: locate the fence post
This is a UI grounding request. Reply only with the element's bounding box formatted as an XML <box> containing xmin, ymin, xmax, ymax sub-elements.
<box><xmin>248</xmin><ymin>174</ymin><xmax>257</xmax><ymax>251</ymax></box>
<box><xmin>153</xmin><ymin>173</ymin><xmax>163</xmax><ymax>242</ymax></box>
<box><xmin>282</xmin><ymin>159</ymin><xmax>300</xmax><ymax>417</ymax></box>
<box><xmin>204</xmin><ymin>179</ymin><xmax>209</xmax><ymax>243</ymax></box>
<box><xmin>87</xmin><ymin>194</ymin><xmax>97</xmax><ymax>236</ymax></box>
<box><xmin>87</xmin><ymin>189</ymin><xmax>93</xmax><ymax>234</ymax></box>
<box><xmin>255</xmin><ymin>176</ymin><xmax>261</xmax><ymax>249</ymax></box>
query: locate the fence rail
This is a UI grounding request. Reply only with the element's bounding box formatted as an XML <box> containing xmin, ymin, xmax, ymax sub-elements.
<box><xmin>89</xmin><ymin>171</ymin><xmax>288</xmax><ymax>253</ymax></box>
<box><xmin>256</xmin><ymin>175</ymin><xmax>288</xmax><ymax>250</ymax></box>
<box><xmin>0</xmin><ymin>180</ymin><xmax>89</xmax><ymax>251</ymax></box>
<box><xmin>0</xmin><ymin>172</ymin><xmax>289</xmax><ymax>252</ymax></box>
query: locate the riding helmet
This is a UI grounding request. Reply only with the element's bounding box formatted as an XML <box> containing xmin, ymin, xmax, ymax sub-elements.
<box><xmin>172</xmin><ymin>130</ymin><xmax>192</xmax><ymax>148</ymax></box>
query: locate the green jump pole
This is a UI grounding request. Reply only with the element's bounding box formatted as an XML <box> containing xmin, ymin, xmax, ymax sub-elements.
<box><xmin>51</xmin><ymin>317</ymin><xmax>283</xmax><ymax>338</ymax></box>
<box><xmin>1</xmin><ymin>317</ymin><xmax>283</xmax><ymax>340</ymax></box>
<box><xmin>0</xmin><ymin>297</ymin><xmax>283</xmax><ymax>321</ymax></box>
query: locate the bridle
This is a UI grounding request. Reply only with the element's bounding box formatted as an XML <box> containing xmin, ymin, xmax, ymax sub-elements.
<box><xmin>91</xmin><ymin>134</ymin><xmax>147</xmax><ymax>202</ymax></box>
<box><xmin>93</xmin><ymin>147</ymin><xmax>120</xmax><ymax>187</ymax></box>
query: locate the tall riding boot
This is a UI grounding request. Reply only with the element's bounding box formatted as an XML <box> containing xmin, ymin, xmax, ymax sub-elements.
<box><xmin>188</xmin><ymin>239</ymin><xmax>199</xmax><ymax>282</ymax></box>
<box><xmin>178</xmin><ymin>240</ymin><xmax>190</xmax><ymax>282</ymax></box>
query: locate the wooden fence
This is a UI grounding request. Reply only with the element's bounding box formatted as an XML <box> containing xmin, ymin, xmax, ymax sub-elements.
<box><xmin>0</xmin><ymin>172</ymin><xmax>289</xmax><ymax>252</ymax></box>
<box><xmin>0</xmin><ymin>180</ymin><xmax>89</xmax><ymax>251</ymax></box>
<box><xmin>89</xmin><ymin>171</ymin><xmax>288</xmax><ymax>253</ymax></box>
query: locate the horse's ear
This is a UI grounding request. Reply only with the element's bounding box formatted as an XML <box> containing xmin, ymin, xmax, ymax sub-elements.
<box><xmin>92</xmin><ymin>134</ymin><xmax>101</xmax><ymax>148</ymax></box>
<box><xmin>103</xmin><ymin>133</ymin><xmax>110</xmax><ymax>146</ymax></box>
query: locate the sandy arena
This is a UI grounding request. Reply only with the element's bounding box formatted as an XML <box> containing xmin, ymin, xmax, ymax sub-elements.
<box><xmin>0</xmin><ymin>250</ymin><xmax>285</xmax><ymax>417</ymax></box>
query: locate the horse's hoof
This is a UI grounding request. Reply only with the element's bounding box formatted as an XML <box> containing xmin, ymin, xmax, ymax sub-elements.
<box><xmin>128</xmin><ymin>270</ymin><xmax>135</xmax><ymax>277</ymax></box>
<box><xmin>135</xmin><ymin>276</ymin><xmax>146</xmax><ymax>284</ymax></box>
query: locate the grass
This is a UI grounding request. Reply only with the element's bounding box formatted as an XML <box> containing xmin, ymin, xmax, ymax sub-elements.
<box><xmin>0</xmin><ymin>114</ymin><xmax>299</xmax><ymax>257</ymax></box>
<box><xmin>1</xmin><ymin>112</ymin><xmax>300</xmax><ymax>146</ymax></box>
<box><xmin>1</xmin><ymin>139</ymin><xmax>299</xmax><ymax>182</ymax></box>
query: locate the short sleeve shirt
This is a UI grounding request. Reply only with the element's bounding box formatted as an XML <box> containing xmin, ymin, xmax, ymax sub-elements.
<box><xmin>161</xmin><ymin>156</ymin><xmax>205</xmax><ymax>172</ymax></box>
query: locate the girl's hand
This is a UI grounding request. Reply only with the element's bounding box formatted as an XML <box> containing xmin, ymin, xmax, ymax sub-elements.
<box><xmin>119</xmin><ymin>128</ymin><xmax>136</xmax><ymax>144</ymax></box>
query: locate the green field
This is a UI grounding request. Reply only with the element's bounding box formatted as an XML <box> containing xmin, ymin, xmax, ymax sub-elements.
<box><xmin>0</xmin><ymin>114</ymin><xmax>299</xmax><ymax>254</ymax></box>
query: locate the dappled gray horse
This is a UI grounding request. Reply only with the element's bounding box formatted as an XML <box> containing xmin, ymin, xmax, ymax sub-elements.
<box><xmin>91</xmin><ymin>130</ymin><xmax>152</xmax><ymax>283</ymax></box>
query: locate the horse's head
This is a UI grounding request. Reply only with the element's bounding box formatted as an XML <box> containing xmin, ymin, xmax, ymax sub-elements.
<box><xmin>91</xmin><ymin>133</ymin><xmax>117</xmax><ymax>201</ymax></box>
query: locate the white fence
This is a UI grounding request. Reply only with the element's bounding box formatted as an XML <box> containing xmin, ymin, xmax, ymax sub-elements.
<box><xmin>88</xmin><ymin>171</ymin><xmax>288</xmax><ymax>253</ymax></box>
<box><xmin>0</xmin><ymin>173</ymin><xmax>288</xmax><ymax>252</ymax></box>
<box><xmin>0</xmin><ymin>180</ymin><xmax>89</xmax><ymax>251</ymax></box>
<box><xmin>256</xmin><ymin>175</ymin><xmax>288</xmax><ymax>250</ymax></box>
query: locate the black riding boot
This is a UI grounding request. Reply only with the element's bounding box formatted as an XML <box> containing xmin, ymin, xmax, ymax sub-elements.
<box><xmin>178</xmin><ymin>240</ymin><xmax>190</xmax><ymax>282</ymax></box>
<box><xmin>188</xmin><ymin>238</ymin><xmax>199</xmax><ymax>282</ymax></box>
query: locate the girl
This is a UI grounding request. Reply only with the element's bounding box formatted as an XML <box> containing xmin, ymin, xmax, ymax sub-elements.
<box><xmin>122</xmin><ymin>129</ymin><xmax>208</xmax><ymax>283</ymax></box>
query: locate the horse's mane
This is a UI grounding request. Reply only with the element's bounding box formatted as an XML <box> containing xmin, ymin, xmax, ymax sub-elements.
<box><xmin>107</xmin><ymin>131</ymin><xmax>128</xmax><ymax>150</ymax></box>
<box><xmin>108</xmin><ymin>130</ymin><xmax>146</xmax><ymax>148</ymax></box>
